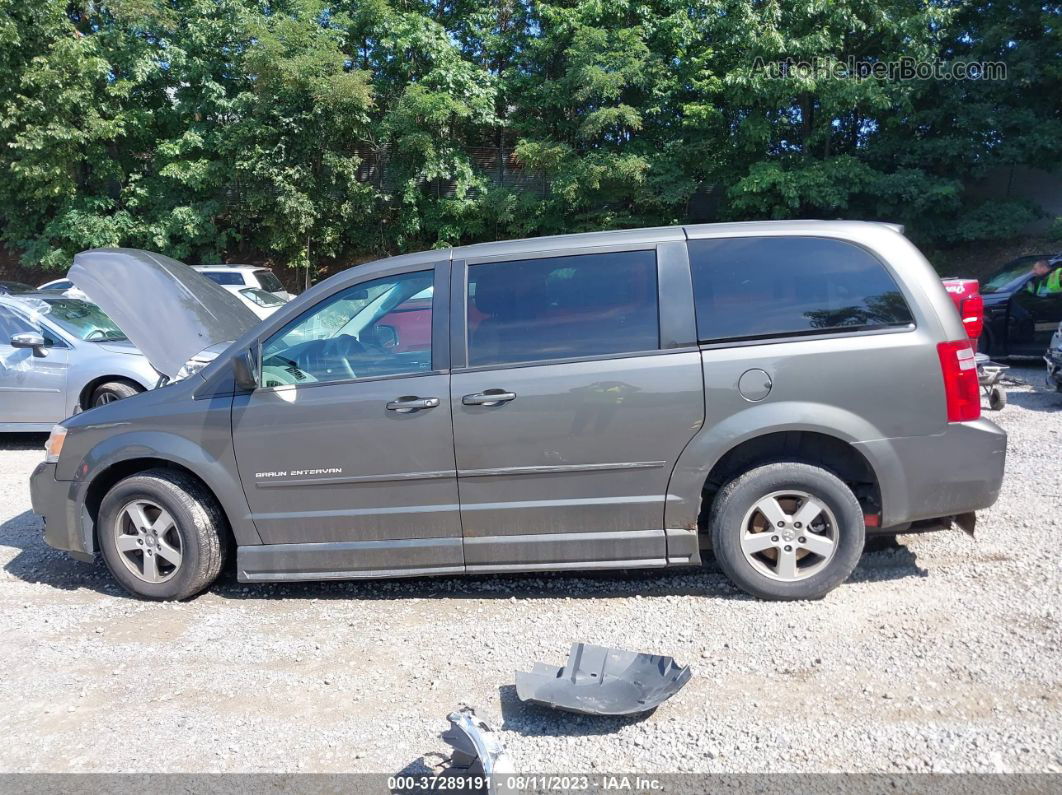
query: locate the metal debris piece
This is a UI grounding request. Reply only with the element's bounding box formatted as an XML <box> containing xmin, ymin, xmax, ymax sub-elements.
<box><xmin>439</xmin><ymin>706</ymin><xmax>514</xmax><ymax>795</ymax></box>
<box><xmin>516</xmin><ymin>642</ymin><xmax>692</xmax><ymax>716</ymax></box>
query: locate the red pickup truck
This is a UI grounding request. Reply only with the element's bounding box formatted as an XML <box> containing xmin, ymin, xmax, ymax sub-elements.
<box><xmin>942</xmin><ymin>277</ymin><xmax>1006</xmax><ymax>409</ymax></box>
<box><xmin>942</xmin><ymin>277</ymin><xmax>984</xmax><ymax>341</ymax></box>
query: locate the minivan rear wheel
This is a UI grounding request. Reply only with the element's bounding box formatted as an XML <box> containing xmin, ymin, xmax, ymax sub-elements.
<box><xmin>709</xmin><ymin>462</ymin><xmax>865</xmax><ymax>600</ymax></box>
<box><xmin>98</xmin><ymin>469</ymin><xmax>228</xmax><ymax>600</ymax></box>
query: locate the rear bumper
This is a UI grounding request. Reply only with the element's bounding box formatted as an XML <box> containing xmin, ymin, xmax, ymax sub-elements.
<box><xmin>29</xmin><ymin>461</ymin><xmax>93</xmax><ymax>561</ymax></box>
<box><xmin>855</xmin><ymin>418</ymin><xmax>1007</xmax><ymax>528</ymax></box>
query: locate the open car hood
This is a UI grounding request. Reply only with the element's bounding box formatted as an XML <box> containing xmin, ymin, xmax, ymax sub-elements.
<box><xmin>69</xmin><ymin>248</ymin><xmax>261</xmax><ymax>379</ymax></box>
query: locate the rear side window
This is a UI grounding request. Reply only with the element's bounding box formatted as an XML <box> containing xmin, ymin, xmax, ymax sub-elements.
<box><xmin>467</xmin><ymin>250</ymin><xmax>659</xmax><ymax>366</ymax></box>
<box><xmin>688</xmin><ymin>237</ymin><xmax>914</xmax><ymax>342</ymax></box>
<box><xmin>201</xmin><ymin>271</ymin><xmax>245</xmax><ymax>286</ymax></box>
<box><xmin>254</xmin><ymin>269</ymin><xmax>285</xmax><ymax>293</ymax></box>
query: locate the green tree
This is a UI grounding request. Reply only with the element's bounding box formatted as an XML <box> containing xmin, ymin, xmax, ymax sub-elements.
<box><xmin>0</xmin><ymin>1</ymin><xmax>159</xmax><ymax>266</ymax></box>
<box><xmin>0</xmin><ymin>0</ymin><xmax>1057</xmax><ymax>275</ymax></box>
<box><xmin>228</xmin><ymin>1</ymin><xmax>375</xmax><ymax>279</ymax></box>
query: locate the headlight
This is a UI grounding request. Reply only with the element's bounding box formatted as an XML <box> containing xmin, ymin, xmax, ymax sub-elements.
<box><xmin>44</xmin><ymin>425</ymin><xmax>67</xmax><ymax>463</ymax></box>
<box><xmin>174</xmin><ymin>349</ymin><xmax>221</xmax><ymax>382</ymax></box>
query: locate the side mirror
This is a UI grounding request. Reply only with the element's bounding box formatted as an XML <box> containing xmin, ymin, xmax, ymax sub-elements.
<box><xmin>10</xmin><ymin>332</ymin><xmax>47</xmax><ymax>356</ymax></box>
<box><xmin>232</xmin><ymin>348</ymin><xmax>259</xmax><ymax>391</ymax></box>
<box><xmin>374</xmin><ymin>324</ymin><xmax>399</xmax><ymax>350</ymax></box>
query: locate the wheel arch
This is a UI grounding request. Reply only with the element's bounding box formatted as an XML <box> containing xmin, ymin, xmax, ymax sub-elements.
<box><xmin>665</xmin><ymin>404</ymin><xmax>888</xmax><ymax>540</ymax></box>
<box><xmin>85</xmin><ymin>457</ymin><xmax>195</xmax><ymax>531</ymax></box>
<box><xmin>83</xmin><ymin>457</ymin><xmax>239</xmax><ymax>557</ymax></box>
<box><xmin>695</xmin><ymin>430</ymin><xmax>881</xmax><ymax>533</ymax></box>
<box><xmin>77</xmin><ymin>375</ymin><xmax>145</xmax><ymax>411</ymax></box>
<box><xmin>71</xmin><ymin>431</ymin><xmax>262</xmax><ymax>554</ymax></box>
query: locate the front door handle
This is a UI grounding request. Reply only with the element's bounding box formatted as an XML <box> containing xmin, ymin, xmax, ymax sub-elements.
<box><xmin>386</xmin><ymin>396</ymin><xmax>440</xmax><ymax>413</ymax></box>
<box><xmin>462</xmin><ymin>390</ymin><xmax>517</xmax><ymax>406</ymax></box>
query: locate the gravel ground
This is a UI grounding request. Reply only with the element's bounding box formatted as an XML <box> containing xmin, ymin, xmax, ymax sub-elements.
<box><xmin>0</xmin><ymin>366</ymin><xmax>1059</xmax><ymax>775</ymax></box>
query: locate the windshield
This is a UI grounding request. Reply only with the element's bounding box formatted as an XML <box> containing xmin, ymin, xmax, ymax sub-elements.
<box><xmin>38</xmin><ymin>298</ymin><xmax>127</xmax><ymax>341</ymax></box>
<box><xmin>981</xmin><ymin>256</ymin><xmax>1042</xmax><ymax>294</ymax></box>
<box><xmin>240</xmin><ymin>287</ymin><xmax>286</xmax><ymax>307</ymax></box>
<box><xmin>254</xmin><ymin>269</ymin><xmax>285</xmax><ymax>293</ymax></box>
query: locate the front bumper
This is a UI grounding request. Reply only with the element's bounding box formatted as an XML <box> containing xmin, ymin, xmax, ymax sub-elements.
<box><xmin>1045</xmin><ymin>344</ymin><xmax>1062</xmax><ymax>387</ymax></box>
<box><xmin>854</xmin><ymin>418</ymin><xmax>1007</xmax><ymax>528</ymax></box>
<box><xmin>29</xmin><ymin>461</ymin><xmax>93</xmax><ymax>562</ymax></box>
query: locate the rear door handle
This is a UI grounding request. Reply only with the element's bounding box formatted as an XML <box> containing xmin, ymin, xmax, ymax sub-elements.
<box><xmin>386</xmin><ymin>396</ymin><xmax>440</xmax><ymax>413</ymax></box>
<box><xmin>462</xmin><ymin>390</ymin><xmax>517</xmax><ymax>406</ymax></box>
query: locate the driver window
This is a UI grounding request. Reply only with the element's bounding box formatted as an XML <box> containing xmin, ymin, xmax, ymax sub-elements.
<box><xmin>260</xmin><ymin>271</ymin><xmax>434</xmax><ymax>388</ymax></box>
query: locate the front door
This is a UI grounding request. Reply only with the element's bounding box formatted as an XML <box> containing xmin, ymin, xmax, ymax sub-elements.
<box><xmin>231</xmin><ymin>264</ymin><xmax>463</xmax><ymax>580</ymax></box>
<box><xmin>1008</xmin><ymin>274</ymin><xmax>1062</xmax><ymax>355</ymax></box>
<box><xmin>449</xmin><ymin>245</ymin><xmax>705</xmax><ymax>572</ymax></box>
<box><xmin>0</xmin><ymin>307</ymin><xmax>70</xmax><ymax>425</ymax></box>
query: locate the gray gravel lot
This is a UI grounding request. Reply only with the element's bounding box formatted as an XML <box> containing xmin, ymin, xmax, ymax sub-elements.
<box><xmin>0</xmin><ymin>366</ymin><xmax>1059</xmax><ymax>775</ymax></box>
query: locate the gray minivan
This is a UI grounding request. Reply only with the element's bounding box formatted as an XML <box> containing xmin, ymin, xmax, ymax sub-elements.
<box><xmin>30</xmin><ymin>222</ymin><xmax>1007</xmax><ymax>601</ymax></box>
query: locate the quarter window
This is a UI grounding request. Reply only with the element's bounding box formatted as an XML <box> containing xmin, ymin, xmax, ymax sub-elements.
<box><xmin>466</xmin><ymin>250</ymin><xmax>659</xmax><ymax>366</ymax></box>
<box><xmin>254</xmin><ymin>270</ymin><xmax>285</xmax><ymax>293</ymax></box>
<box><xmin>260</xmin><ymin>271</ymin><xmax>433</xmax><ymax>387</ymax></box>
<box><xmin>688</xmin><ymin>237</ymin><xmax>914</xmax><ymax>342</ymax></box>
<box><xmin>201</xmin><ymin>271</ymin><xmax>246</xmax><ymax>286</ymax></box>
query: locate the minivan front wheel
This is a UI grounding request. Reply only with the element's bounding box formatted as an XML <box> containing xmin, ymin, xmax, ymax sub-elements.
<box><xmin>91</xmin><ymin>380</ymin><xmax>142</xmax><ymax>407</ymax></box>
<box><xmin>709</xmin><ymin>463</ymin><xmax>865</xmax><ymax>600</ymax></box>
<box><xmin>98</xmin><ymin>469</ymin><xmax>228</xmax><ymax>600</ymax></box>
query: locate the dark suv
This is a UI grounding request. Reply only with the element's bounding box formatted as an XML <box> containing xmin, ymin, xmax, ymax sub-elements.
<box><xmin>979</xmin><ymin>254</ymin><xmax>1062</xmax><ymax>357</ymax></box>
<box><xmin>30</xmin><ymin>222</ymin><xmax>1007</xmax><ymax>602</ymax></box>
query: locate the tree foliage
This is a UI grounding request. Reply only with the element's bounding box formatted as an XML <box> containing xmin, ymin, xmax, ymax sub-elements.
<box><xmin>0</xmin><ymin>0</ymin><xmax>1058</xmax><ymax>272</ymax></box>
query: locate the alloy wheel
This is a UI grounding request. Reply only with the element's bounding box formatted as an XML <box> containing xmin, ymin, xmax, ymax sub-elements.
<box><xmin>113</xmin><ymin>499</ymin><xmax>183</xmax><ymax>584</ymax></box>
<box><xmin>738</xmin><ymin>490</ymin><xmax>839</xmax><ymax>582</ymax></box>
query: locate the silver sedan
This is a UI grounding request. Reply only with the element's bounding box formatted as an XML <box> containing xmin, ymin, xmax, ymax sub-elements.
<box><xmin>0</xmin><ymin>293</ymin><xmax>158</xmax><ymax>432</ymax></box>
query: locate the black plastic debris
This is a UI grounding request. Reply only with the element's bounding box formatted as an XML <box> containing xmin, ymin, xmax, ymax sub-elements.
<box><xmin>439</xmin><ymin>706</ymin><xmax>514</xmax><ymax>795</ymax></box>
<box><xmin>515</xmin><ymin>642</ymin><xmax>692</xmax><ymax>716</ymax></box>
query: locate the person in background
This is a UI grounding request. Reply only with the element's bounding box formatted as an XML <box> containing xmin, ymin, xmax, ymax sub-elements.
<box><xmin>1026</xmin><ymin>258</ymin><xmax>1062</xmax><ymax>296</ymax></box>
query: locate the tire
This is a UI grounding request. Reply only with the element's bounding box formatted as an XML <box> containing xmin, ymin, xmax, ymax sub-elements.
<box><xmin>97</xmin><ymin>468</ymin><xmax>229</xmax><ymax>600</ymax></box>
<box><xmin>709</xmin><ymin>462</ymin><xmax>865</xmax><ymax>600</ymax></box>
<box><xmin>91</xmin><ymin>380</ymin><xmax>141</xmax><ymax>407</ymax></box>
<box><xmin>988</xmin><ymin>385</ymin><xmax>1007</xmax><ymax>411</ymax></box>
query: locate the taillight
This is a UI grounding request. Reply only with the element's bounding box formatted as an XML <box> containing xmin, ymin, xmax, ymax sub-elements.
<box><xmin>937</xmin><ymin>340</ymin><xmax>980</xmax><ymax>422</ymax></box>
<box><xmin>959</xmin><ymin>294</ymin><xmax>984</xmax><ymax>340</ymax></box>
